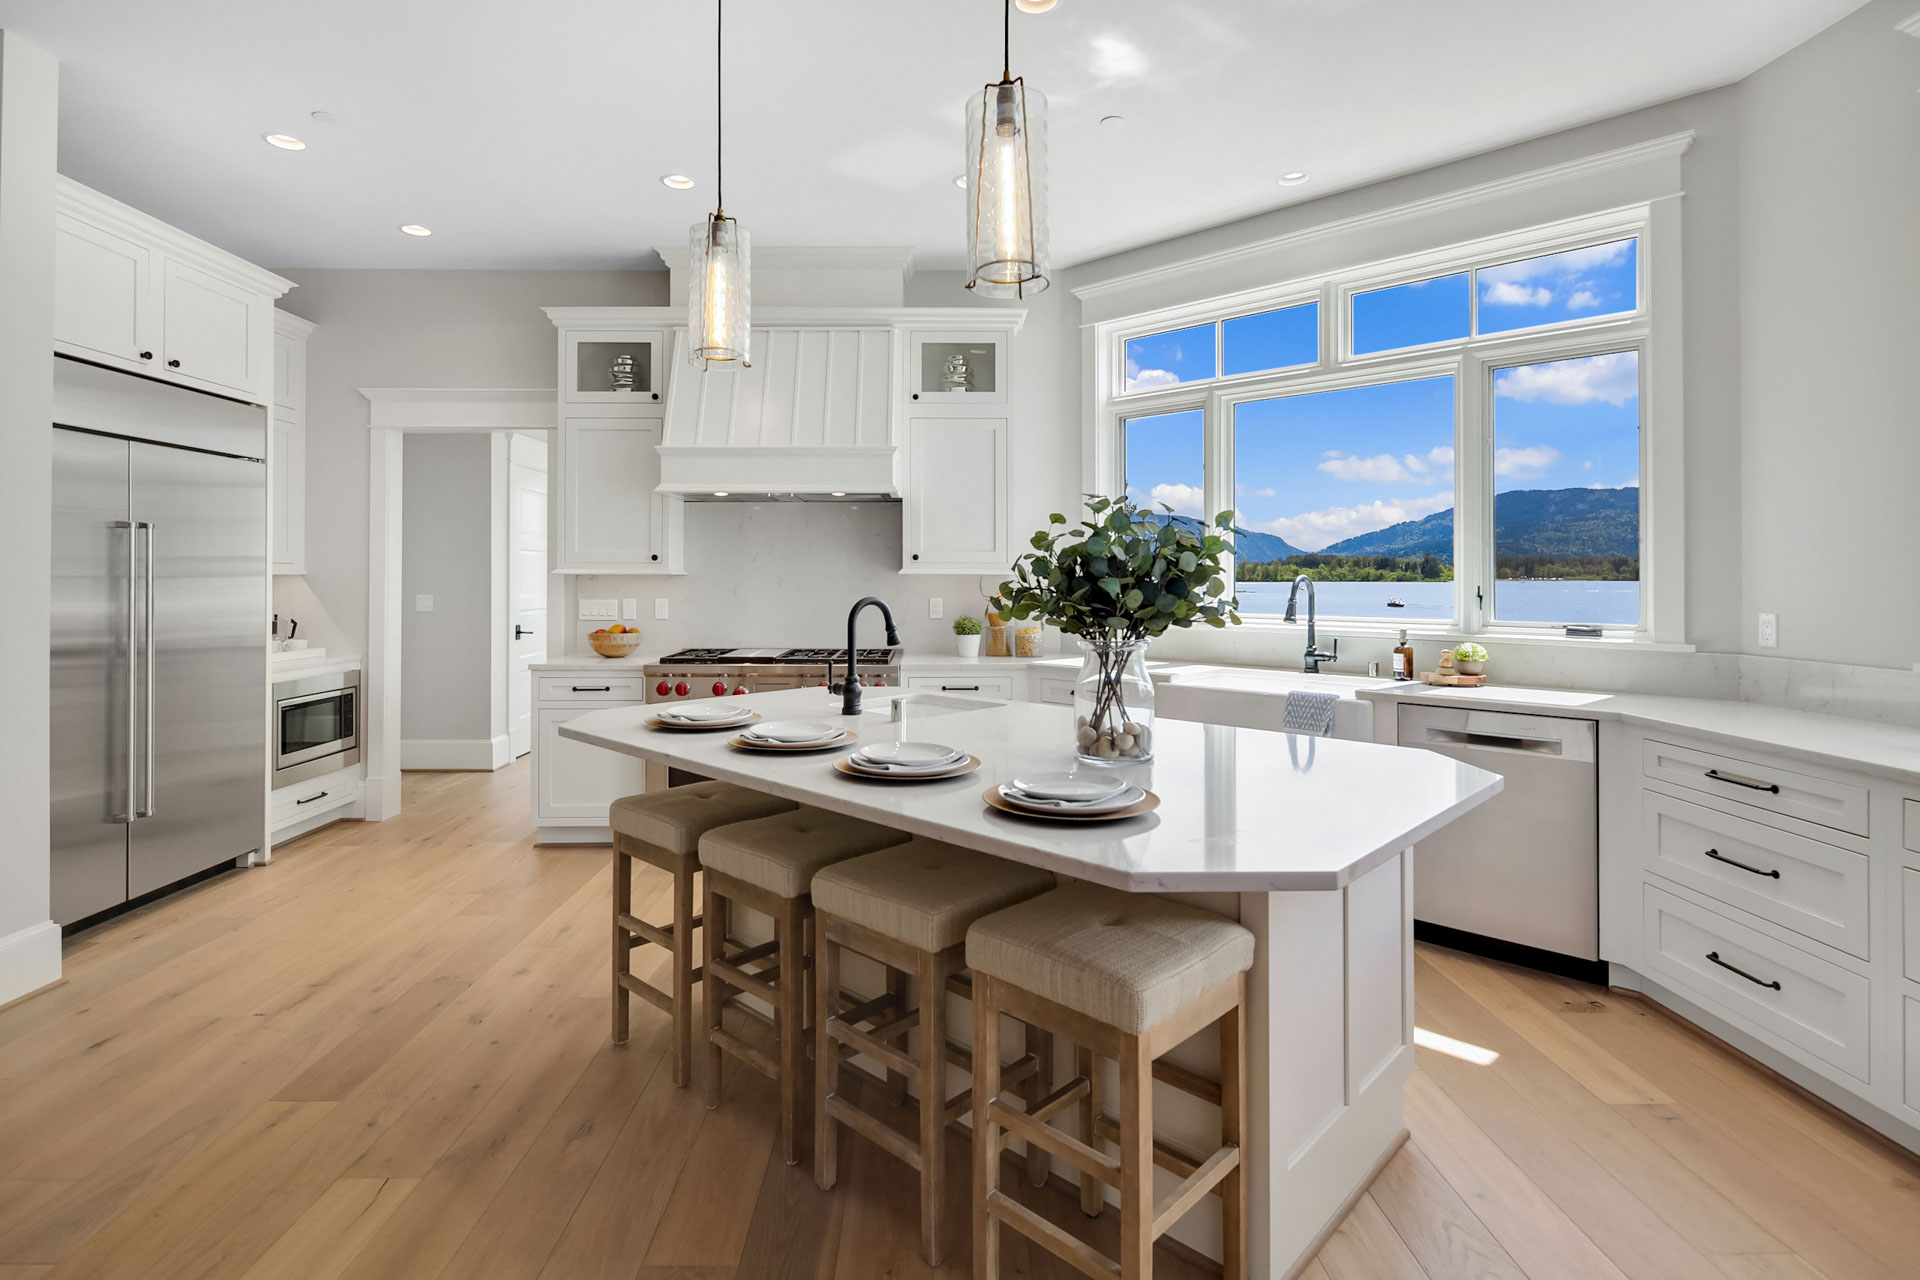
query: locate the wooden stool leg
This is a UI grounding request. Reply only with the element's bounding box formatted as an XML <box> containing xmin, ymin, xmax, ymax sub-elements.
<box><xmin>611</xmin><ymin>843</ymin><xmax>631</xmax><ymax>1046</ymax></box>
<box><xmin>1025</xmin><ymin>1024</ymin><xmax>1053</xmax><ymax>1187</ymax></box>
<box><xmin>1221</xmin><ymin>979</ymin><xmax>1249</xmax><ymax>1280</ymax></box>
<box><xmin>972</xmin><ymin>975</ymin><xmax>1003</xmax><ymax>1280</ymax></box>
<box><xmin>886</xmin><ymin>964</ymin><xmax>911</xmax><ymax>1107</ymax></box>
<box><xmin>703</xmin><ymin>881</ymin><xmax>727</xmax><ymax>1109</ymax></box>
<box><xmin>918</xmin><ymin>947</ymin><xmax>950</xmax><ymax>1266</ymax></box>
<box><xmin>670</xmin><ymin>860</ymin><xmax>696</xmax><ymax>1087</ymax></box>
<box><xmin>814</xmin><ymin>929</ymin><xmax>842</xmax><ymax>1191</ymax></box>
<box><xmin>1119</xmin><ymin>1034</ymin><xmax>1154</xmax><ymax>1279</ymax></box>
<box><xmin>777</xmin><ymin>895</ymin><xmax>809</xmax><ymax>1165</ymax></box>
<box><xmin>1077</xmin><ymin>1043</ymin><xmax>1104</xmax><ymax>1217</ymax></box>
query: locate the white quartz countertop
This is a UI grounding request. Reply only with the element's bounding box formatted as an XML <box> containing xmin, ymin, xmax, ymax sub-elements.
<box><xmin>1359</xmin><ymin>682</ymin><xmax>1920</xmax><ymax>784</ymax></box>
<box><xmin>531</xmin><ymin>655</ymin><xmax>660</xmax><ymax>673</ymax></box>
<box><xmin>559</xmin><ymin>687</ymin><xmax>1502</xmax><ymax>893</ymax></box>
<box><xmin>269</xmin><ymin>653</ymin><xmax>362</xmax><ymax>681</ymax></box>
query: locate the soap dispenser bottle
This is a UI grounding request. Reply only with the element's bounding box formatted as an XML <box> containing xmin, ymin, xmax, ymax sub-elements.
<box><xmin>1392</xmin><ymin>629</ymin><xmax>1415</xmax><ymax>681</ymax></box>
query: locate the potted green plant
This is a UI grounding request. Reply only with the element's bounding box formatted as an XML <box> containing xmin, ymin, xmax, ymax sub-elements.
<box><xmin>1451</xmin><ymin>642</ymin><xmax>1489</xmax><ymax>676</ymax></box>
<box><xmin>953</xmin><ymin>614</ymin><xmax>984</xmax><ymax>657</ymax></box>
<box><xmin>1001</xmin><ymin>495</ymin><xmax>1241</xmax><ymax>763</ymax></box>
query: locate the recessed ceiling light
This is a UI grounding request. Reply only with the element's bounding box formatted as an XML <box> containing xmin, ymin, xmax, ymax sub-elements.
<box><xmin>953</xmin><ymin>174</ymin><xmax>967</xmax><ymax>188</ymax></box>
<box><xmin>399</xmin><ymin>224</ymin><xmax>433</xmax><ymax>237</ymax></box>
<box><xmin>660</xmin><ymin>174</ymin><xmax>696</xmax><ymax>189</ymax></box>
<box><xmin>712</xmin><ymin>491</ymin><xmax>730</xmax><ymax>497</ymax></box>
<box><xmin>1099</xmin><ymin>114</ymin><xmax>1125</xmax><ymax>127</ymax></box>
<box><xmin>830</xmin><ymin>491</ymin><xmax>847</xmax><ymax>497</ymax></box>
<box><xmin>1276</xmin><ymin>171</ymin><xmax>1311</xmax><ymax>187</ymax></box>
<box><xmin>1014</xmin><ymin>0</ymin><xmax>1058</xmax><ymax>11</ymax></box>
<box><xmin>309</xmin><ymin>111</ymin><xmax>340</xmax><ymax>125</ymax></box>
<box><xmin>262</xmin><ymin>133</ymin><xmax>306</xmax><ymax>151</ymax></box>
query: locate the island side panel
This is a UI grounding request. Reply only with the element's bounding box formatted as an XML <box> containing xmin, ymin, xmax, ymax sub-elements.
<box><xmin>1240</xmin><ymin>848</ymin><xmax>1414</xmax><ymax>1279</ymax></box>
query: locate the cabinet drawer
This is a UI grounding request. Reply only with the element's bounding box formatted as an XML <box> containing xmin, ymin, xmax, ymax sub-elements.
<box><xmin>1034</xmin><ymin>672</ymin><xmax>1075</xmax><ymax>706</ymax></box>
<box><xmin>1642</xmin><ymin>790</ymin><xmax>1871</xmax><ymax>958</ymax></box>
<box><xmin>1905</xmin><ymin>799</ymin><xmax>1920</xmax><ymax>855</ymax></box>
<box><xmin>536</xmin><ymin>674</ymin><xmax>651</xmax><ymax>703</ymax></box>
<box><xmin>271</xmin><ymin>764</ymin><xmax>360</xmax><ymax>829</ymax></box>
<box><xmin>1905</xmin><ymin>869</ymin><xmax>1920</xmax><ymax>984</ymax></box>
<box><xmin>1641</xmin><ymin>884</ymin><xmax>1870</xmax><ymax>1081</ymax></box>
<box><xmin>906</xmin><ymin>674</ymin><xmax>1015</xmax><ymax>700</ymax></box>
<box><xmin>1641</xmin><ymin>738</ymin><xmax>1869</xmax><ymax>837</ymax></box>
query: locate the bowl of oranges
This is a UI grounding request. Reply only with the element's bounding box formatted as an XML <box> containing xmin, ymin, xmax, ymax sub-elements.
<box><xmin>587</xmin><ymin>625</ymin><xmax>643</xmax><ymax>658</ymax></box>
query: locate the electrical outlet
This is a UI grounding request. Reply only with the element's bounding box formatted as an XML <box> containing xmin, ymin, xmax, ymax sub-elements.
<box><xmin>1758</xmin><ymin>612</ymin><xmax>1778</xmax><ymax>648</ymax></box>
<box><xmin>928</xmin><ymin>597</ymin><xmax>944</xmax><ymax>620</ymax></box>
<box><xmin>578</xmin><ymin>598</ymin><xmax>617</xmax><ymax>621</ymax></box>
<box><xmin>621</xmin><ymin>598</ymin><xmax>638</xmax><ymax>620</ymax></box>
<box><xmin>415</xmin><ymin>595</ymin><xmax>433</xmax><ymax>612</ymax></box>
<box><xmin>653</xmin><ymin>598</ymin><xmax>670</xmax><ymax>620</ymax></box>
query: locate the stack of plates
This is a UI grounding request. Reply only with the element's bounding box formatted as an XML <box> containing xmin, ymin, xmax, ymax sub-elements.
<box><xmin>994</xmin><ymin>772</ymin><xmax>1147</xmax><ymax>816</ymax></box>
<box><xmin>732</xmin><ymin>719</ymin><xmax>854</xmax><ymax>751</ymax></box>
<box><xmin>839</xmin><ymin>741</ymin><xmax>975</xmax><ymax>780</ymax></box>
<box><xmin>651</xmin><ymin>701</ymin><xmax>757</xmax><ymax>730</ymax></box>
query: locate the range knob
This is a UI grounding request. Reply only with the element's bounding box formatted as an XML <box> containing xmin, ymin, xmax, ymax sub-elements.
<box><xmin>712</xmin><ymin>681</ymin><xmax>728</xmax><ymax>697</ymax></box>
<box><xmin>655</xmin><ymin>681</ymin><xmax>670</xmax><ymax>696</ymax></box>
<box><xmin>733</xmin><ymin>686</ymin><xmax>749</xmax><ymax>695</ymax></box>
<box><xmin>674</xmin><ymin>681</ymin><xmax>689</xmax><ymax>697</ymax></box>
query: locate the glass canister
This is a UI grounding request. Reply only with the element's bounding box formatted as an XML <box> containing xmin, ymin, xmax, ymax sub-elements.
<box><xmin>985</xmin><ymin>609</ymin><xmax>1012</xmax><ymax>658</ymax></box>
<box><xmin>1012</xmin><ymin>620</ymin><xmax>1044</xmax><ymax>657</ymax></box>
<box><xmin>1073</xmin><ymin>636</ymin><xmax>1154</xmax><ymax>764</ymax></box>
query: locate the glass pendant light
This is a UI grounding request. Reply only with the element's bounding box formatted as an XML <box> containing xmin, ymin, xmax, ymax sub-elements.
<box><xmin>689</xmin><ymin>0</ymin><xmax>750</xmax><ymax>367</ymax></box>
<box><xmin>965</xmin><ymin>0</ymin><xmax>1049</xmax><ymax>298</ymax></box>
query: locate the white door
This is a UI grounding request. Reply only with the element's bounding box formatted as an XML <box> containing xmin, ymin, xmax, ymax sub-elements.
<box><xmin>902</xmin><ymin>416</ymin><xmax>1008</xmax><ymax>572</ymax></box>
<box><xmin>508</xmin><ymin>434</ymin><xmax>549</xmax><ymax>758</ymax></box>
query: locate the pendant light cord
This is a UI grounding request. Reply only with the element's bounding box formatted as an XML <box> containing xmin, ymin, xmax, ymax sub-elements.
<box><xmin>715</xmin><ymin>0</ymin><xmax>725</xmax><ymax>214</ymax></box>
<box><xmin>1001</xmin><ymin>0</ymin><xmax>1011</xmax><ymax>83</ymax></box>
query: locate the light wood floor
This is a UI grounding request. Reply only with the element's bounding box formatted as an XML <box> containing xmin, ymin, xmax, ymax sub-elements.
<box><xmin>2</xmin><ymin>763</ymin><xmax>1917</xmax><ymax>1280</ymax></box>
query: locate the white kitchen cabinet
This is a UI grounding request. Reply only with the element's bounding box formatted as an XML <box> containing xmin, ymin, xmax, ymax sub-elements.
<box><xmin>907</xmin><ymin>328</ymin><xmax>1007</xmax><ymax>406</ymax></box>
<box><xmin>554</xmin><ymin>417</ymin><xmax>684</xmax><ymax>573</ymax></box>
<box><xmin>534</xmin><ymin>700</ymin><xmax>649</xmax><ymax>842</ymax></box>
<box><xmin>52</xmin><ymin>178</ymin><xmax>292</xmax><ymax>404</ymax></box>
<box><xmin>564</xmin><ymin>328</ymin><xmax>666</xmax><ymax>407</ymax></box>
<box><xmin>270</xmin><ymin>312</ymin><xmax>314</xmax><ymax>575</ymax></box>
<box><xmin>902</xmin><ymin>416</ymin><xmax>1007</xmax><ymax>573</ymax></box>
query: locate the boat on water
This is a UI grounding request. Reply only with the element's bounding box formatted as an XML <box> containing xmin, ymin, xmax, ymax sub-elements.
<box><xmin>1386</xmin><ymin>597</ymin><xmax>1405</xmax><ymax>608</ymax></box>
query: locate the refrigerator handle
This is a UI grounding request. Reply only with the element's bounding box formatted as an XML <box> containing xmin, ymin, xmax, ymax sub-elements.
<box><xmin>135</xmin><ymin>521</ymin><xmax>156</xmax><ymax>819</ymax></box>
<box><xmin>110</xmin><ymin>520</ymin><xmax>135</xmax><ymax>824</ymax></box>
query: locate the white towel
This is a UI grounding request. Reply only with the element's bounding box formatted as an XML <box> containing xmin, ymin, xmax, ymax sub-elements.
<box><xmin>1282</xmin><ymin>690</ymin><xmax>1339</xmax><ymax>737</ymax></box>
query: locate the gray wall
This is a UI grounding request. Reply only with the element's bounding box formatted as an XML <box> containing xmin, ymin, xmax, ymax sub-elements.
<box><xmin>1737</xmin><ymin>0</ymin><xmax>1920</xmax><ymax>670</ymax></box>
<box><xmin>401</xmin><ymin>433</ymin><xmax>497</xmax><ymax>743</ymax></box>
<box><xmin>0</xmin><ymin>30</ymin><xmax>59</xmax><ymax>1001</ymax></box>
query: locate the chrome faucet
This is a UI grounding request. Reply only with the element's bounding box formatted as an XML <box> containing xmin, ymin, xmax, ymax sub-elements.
<box><xmin>841</xmin><ymin>597</ymin><xmax>901</xmax><ymax>716</ymax></box>
<box><xmin>1283</xmin><ymin>574</ymin><xmax>1339</xmax><ymax>673</ymax></box>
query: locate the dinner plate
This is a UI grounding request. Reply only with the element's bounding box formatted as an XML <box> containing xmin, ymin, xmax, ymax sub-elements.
<box><xmin>854</xmin><ymin>741</ymin><xmax>963</xmax><ymax>767</ymax></box>
<box><xmin>841</xmin><ymin>753</ymin><xmax>971</xmax><ymax>776</ymax></box>
<box><xmin>740</xmin><ymin>719</ymin><xmax>845</xmax><ymax>744</ymax></box>
<box><xmin>647</xmin><ymin>711</ymin><xmax>760</xmax><ymax>732</ymax></box>
<box><xmin>1006</xmin><ymin>771</ymin><xmax>1130</xmax><ymax>803</ymax></box>
<box><xmin>983</xmin><ymin>785</ymin><xmax>1159</xmax><ymax>823</ymax></box>
<box><xmin>996</xmin><ymin>782</ymin><xmax>1147</xmax><ymax>815</ymax></box>
<box><xmin>833</xmin><ymin>755</ymin><xmax>980</xmax><ymax>782</ymax></box>
<box><xmin>654</xmin><ymin>702</ymin><xmax>756</xmax><ymax>723</ymax></box>
<box><xmin>730</xmin><ymin>730</ymin><xmax>856</xmax><ymax>752</ymax></box>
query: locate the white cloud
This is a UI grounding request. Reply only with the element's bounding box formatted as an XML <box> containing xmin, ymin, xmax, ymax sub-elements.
<box><xmin>1581</xmin><ymin>459</ymin><xmax>1595</xmax><ymax>471</ymax></box>
<box><xmin>1318</xmin><ymin>452</ymin><xmax>1412</xmax><ymax>483</ymax></box>
<box><xmin>1482</xmin><ymin>280</ymin><xmax>1552</xmax><ymax>308</ymax></box>
<box><xmin>1124</xmin><ymin>365</ymin><xmax>1180</xmax><ymax>392</ymax></box>
<box><xmin>1236</xmin><ymin>484</ymin><xmax>1277</xmax><ymax>497</ymax></box>
<box><xmin>1494</xmin><ymin>351</ymin><xmax>1638</xmax><ymax>406</ymax></box>
<box><xmin>1567</xmin><ymin>288</ymin><xmax>1601</xmax><ymax>310</ymax></box>
<box><xmin>1494</xmin><ymin>445</ymin><xmax>1562</xmax><ymax>478</ymax></box>
<box><xmin>1401</xmin><ymin>445</ymin><xmax>1454</xmax><ymax>481</ymax></box>
<box><xmin>1257</xmin><ymin>492</ymin><xmax>1454</xmax><ymax>552</ymax></box>
<box><xmin>1481</xmin><ymin>240</ymin><xmax>1631</xmax><ymax>288</ymax></box>
<box><xmin>1148</xmin><ymin>482</ymin><xmax>1205</xmax><ymax>518</ymax></box>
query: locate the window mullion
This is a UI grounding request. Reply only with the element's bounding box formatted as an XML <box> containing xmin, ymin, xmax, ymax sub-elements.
<box><xmin>1455</xmin><ymin>355</ymin><xmax>1491</xmax><ymax>635</ymax></box>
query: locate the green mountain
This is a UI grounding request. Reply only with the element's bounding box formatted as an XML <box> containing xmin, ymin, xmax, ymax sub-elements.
<box><xmin>1289</xmin><ymin>486</ymin><xmax>1639</xmax><ymax>563</ymax></box>
<box><xmin>1146</xmin><ymin>513</ymin><xmax>1307</xmax><ymax>565</ymax></box>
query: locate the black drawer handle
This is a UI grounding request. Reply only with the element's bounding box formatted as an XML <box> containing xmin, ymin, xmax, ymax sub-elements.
<box><xmin>1705</xmin><ymin>768</ymin><xmax>1780</xmax><ymax>794</ymax></box>
<box><xmin>939</xmin><ymin>684</ymin><xmax>981</xmax><ymax>691</ymax></box>
<box><xmin>167</xmin><ymin>358</ymin><xmax>181</xmax><ymax>368</ymax></box>
<box><xmin>1704</xmin><ymin>847</ymin><xmax>1780</xmax><ymax>878</ymax></box>
<box><xmin>572</xmin><ymin>685</ymin><xmax>612</xmax><ymax>692</ymax></box>
<box><xmin>1706</xmin><ymin>950</ymin><xmax>1781</xmax><ymax>990</ymax></box>
<box><xmin>295</xmin><ymin>790</ymin><xmax>329</xmax><ymax>805</ymax></box>
<box><xmin>139</xmin><ymin>350</ymin><xmax>153</xmax><ymax>360</ymax></box>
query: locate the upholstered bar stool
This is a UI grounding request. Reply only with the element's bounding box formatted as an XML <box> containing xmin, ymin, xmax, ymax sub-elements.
<box><xmin>609</xmin><ymin>783</ymin><xmax>796</xmax><ymax>1086</ymax></box>
<box><xmin>967</xmin><ymin>883</ymin><xmax>1256</xmax><ymax>1280</ymax></box>
<box><xmin>699</xmin><ymin>807</ymin><xmax>911</xmax><ymax>1163</ymax></box>
<box><xmin>809</xmin><ymin>838</ymin><xmax>1056</xmax><ymax>1266</ymax></box>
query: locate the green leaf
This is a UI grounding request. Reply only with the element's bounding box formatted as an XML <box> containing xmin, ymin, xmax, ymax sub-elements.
<box><xmin>1097</xmin><ymin>576</ymin><xmax>1121</xmax><ymax>598</ymax></box>
<box><xmin>1213</xmin><ymin>510</ymin><xmax>1236</xmax><ymax>528</ymax></box>
<box><xmin>1049</xmin><ymin>512</ymin><xmax>1065</xmax><ymax>525</ymax></box>
<box><xmin>1123</xmin><ymin>588</ymin><xmax>1143</xmax><ymax>610</ymax></box>
<box><xmin>1178</xmin><ymin>550</ymin><xmax>1198</xmax><ymax>573</ymax></box>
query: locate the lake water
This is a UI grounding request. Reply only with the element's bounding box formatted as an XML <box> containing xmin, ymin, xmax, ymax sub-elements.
<box><xmin>1234</xmin><ymin>579</ymin><xmax>1639</xmax><ymax>626</ymax></box>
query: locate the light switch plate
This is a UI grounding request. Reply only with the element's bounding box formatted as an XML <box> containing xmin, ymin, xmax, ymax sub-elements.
<box><xmin>578</xmin><ymin>598</ymin><xmax>618</xmax><ymax>621</ymax></box>
<box><xmin>415</xmin><ymin>595</ymin><xmax>433</xmax><ymax>612</ymax></box>
<box><xmin>928</xmin><ymin>597</ymin><xmax>944</xmax><ymax>619</ymax></box>
<box><xmin>654</xmin><ymin>598</ymin><xmax>670</xmax><ymax>620</ymax></box>
<box><xmin>621</xmin><ymin>598</ymin><xmax>638</xmax><ymax>620</ymax></box>
<box><xmin>1758</xmin><ymin>612</ymin><xmax>1778</xmax><ymax>648</ymax></box>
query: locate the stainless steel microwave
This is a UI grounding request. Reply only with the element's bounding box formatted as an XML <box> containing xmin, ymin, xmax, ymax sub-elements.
<box><xmin>274</xmin><ymin>669</ymin><xmax>360</xmax><ymax>787</ymax></box>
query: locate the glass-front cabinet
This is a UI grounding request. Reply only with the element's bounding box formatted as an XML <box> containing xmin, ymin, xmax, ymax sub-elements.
<box><xmin>907</xmin><ymin>329</ymin><xmax>1007</xmax><ymax>405</ymax></box>
<box><xmin>564</xmin><ymin>328</ymin><xmax>664</xmax><ymax>405</ymax></box>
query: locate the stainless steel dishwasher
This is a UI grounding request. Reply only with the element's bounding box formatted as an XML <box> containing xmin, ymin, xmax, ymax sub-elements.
<box><xmin>1398</xmin><ymin>704</ymin><xmax>1601</xmax><ymax>981</ymax></box>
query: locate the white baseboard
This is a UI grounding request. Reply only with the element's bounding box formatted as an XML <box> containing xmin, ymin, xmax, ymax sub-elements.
<box><xmin>0</xmin><ymin>920</ymin><xmax>62</xmax><ymax>1009</ymax></box>
<box><xmin>402</xmin><ymin>737</ymin><xmax>511</xmax><ymax>771</ymax></box>
<box><xmin>361</xmin><ymin>771</ymin><xmax>401</xmax><ymax>822</ymax></box>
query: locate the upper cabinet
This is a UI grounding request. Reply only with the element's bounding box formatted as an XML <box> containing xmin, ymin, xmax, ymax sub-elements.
<box><xmin>907</xmin><ymin>329</ymin><xmax>1008</xmax><ymax>406</ymax></box>
<box><xmin>565</xmin><ymin>328</ymin><xmax>665</xmax><ymax>408</ymax></box>
<box><xmin>555</xmin><ymin>417</ymin><xmax>683</xmax><ymax>573</ymax></box>
<box><xmin>902</xmin><ymin>416</ymin><xmax>1008</xmax><ymax>572</ymax></box>
<box><xmin>271</xmin><ymin>312</ymin><xmax>315</xmax><ymax>576</ymax></box>
<box><xmin>53</xmin><ymin>178</ymin><xmax>294</xmax><ymax>405</ymax></box>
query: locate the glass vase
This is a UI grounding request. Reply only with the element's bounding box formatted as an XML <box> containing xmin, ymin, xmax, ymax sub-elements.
<box><xmin>1073</xmin><ymin>637</ymin><xmax>1154</xmax><ymax>765</ymax></box>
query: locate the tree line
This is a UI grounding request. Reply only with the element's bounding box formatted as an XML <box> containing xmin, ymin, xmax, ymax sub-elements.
<box><xmin>1237</xmin><ymin>552</ymin><xmax>1639</xmax><ymax>583</ymax></box>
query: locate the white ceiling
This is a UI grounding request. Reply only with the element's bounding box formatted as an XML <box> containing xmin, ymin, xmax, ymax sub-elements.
<box><xmin>0</xmin><ymin>0</ymin><xmax>1865</xmax><ymax>272</ymax></box>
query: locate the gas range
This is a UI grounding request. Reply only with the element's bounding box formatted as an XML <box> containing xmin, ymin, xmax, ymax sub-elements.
<box><xmin>642</xmin><ymin>646</ymin><xmax>903</xmax><ymax>702</ymax></box>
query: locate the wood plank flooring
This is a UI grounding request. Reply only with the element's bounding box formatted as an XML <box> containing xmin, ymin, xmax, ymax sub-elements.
<box><xmin>2</xmin><ymin>762</ymin><xmax>1916</xmax><ymax>1279</ymax></box>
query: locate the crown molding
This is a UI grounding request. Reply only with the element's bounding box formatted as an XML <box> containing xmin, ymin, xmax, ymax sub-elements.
<box><xmin>544</xmin><ymin>305</ymin><xmax>1025</xmax><ymax>333</ymax></box>
<box><xmin>56</xmin><ymin>175</ymin><xmax>296</xmax><ymax>299</ymax></box>
<box><xmin>360</xmin><ymin>388</ymin><xmax>555</xmax><ymax>431</ymax></box>
<box><xmin>1071</xmin><ymin>131</ymin><xmax>1696</xmax><ymax>305</ymax></box>
<box><xmin>273</xmin><ymin>309</ymin><xmax>317</xmax><ymax>339</ymax></box>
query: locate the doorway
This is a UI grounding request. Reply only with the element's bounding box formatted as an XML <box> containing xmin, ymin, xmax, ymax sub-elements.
<box><xmin>507</xmin><ymin>433</ymin><xmax>548</xmax><ymax>759</ymax></box>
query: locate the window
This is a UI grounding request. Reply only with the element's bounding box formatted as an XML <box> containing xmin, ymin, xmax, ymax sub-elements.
<box><xmin>1478</xmin><ymin>239</ymin><xmax>1637</xmax><ymax>334</ymax></box>
<box><xmin>1124</xmin><ymin>324</ymin><xmax>1215</xmax><ymax>391</ymax></box>
<box><xmin>1123</xmin><ymin>408</ymin><xmax>1204</xmax><ymax>521</ymax></box>
<box><xmin>1232</xmin><ymin>377</ymin><xmax>1456</xmax><ymax>621</ymax></box>
<box><xmin>1352</xmin><ymin>272</ymin><xmax>1469</xmax><ymax>355</ymax></box>
<box><xmin>1223</xmin><ymin>302</ymin><xmax>1317</xmax><ymax>376</ymax></box>
<box><xmin>1491</xmin><ymin>352</ymin><xmax>1641</xmax><ymax>626</ymax></box>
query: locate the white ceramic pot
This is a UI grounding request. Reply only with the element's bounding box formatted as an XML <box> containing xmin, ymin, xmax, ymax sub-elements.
<box><xmin>956</xmin><ymin>634</ymin><xmax>982</xmax><ymax>658</ymax></box>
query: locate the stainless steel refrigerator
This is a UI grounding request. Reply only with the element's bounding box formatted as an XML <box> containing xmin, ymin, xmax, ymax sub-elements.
<box><xmin>51</xmin><ymin>357</ymin><xmax>268</xmax><ymax>925</ymax></box>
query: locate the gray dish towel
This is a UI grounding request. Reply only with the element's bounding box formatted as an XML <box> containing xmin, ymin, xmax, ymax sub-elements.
<box><xmin>1282</xmin><ymin>690</ymin><xmax>1340</xmax><ymax>736</ymax></box>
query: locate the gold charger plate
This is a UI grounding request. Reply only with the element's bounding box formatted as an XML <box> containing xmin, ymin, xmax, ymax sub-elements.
<box><xmin>729</xmin><ymin>730</ymin><xmax>858</xmax><ymax>752</ymax></box>
<box><xmin>981</xmin><ymin>785</ymin><xmax>1160</xmax><ymax>822</ymax></box>
<box><xmin>647</xmin><ymin>711</ymin><xmax>762</xmax><ymax>731</ymax></box>
<box><xmin>832</xmin><ymin>754</ymin><xmax>981</xmax><ymax>782</ymax></box>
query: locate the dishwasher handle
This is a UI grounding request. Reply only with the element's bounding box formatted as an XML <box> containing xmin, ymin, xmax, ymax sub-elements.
<box><xmin>1420</xmin><ymin>726</ymin><xmax>1566</xmax><ymax>756</ymax></box>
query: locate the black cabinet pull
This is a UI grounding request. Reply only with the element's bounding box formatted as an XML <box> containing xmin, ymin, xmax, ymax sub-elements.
<box><xmin>940</xmin><ymin>684</ymin><xmax>981</xmax><ymax>692</ymax></box>
<box><xmin>650</xmin><ymin>554</ymin><xmax>659</xmax><ymax>561</ymax></box>
<box><xmin>911</xmin><ymin>392</ymin><xmax>920</xmax><ymax>400</ymax></box>
<box><xmin>650</xmin><ymin>391</ymin><xmax>660</xmax><ymax>400</ymax></box>
<box><xmin>295</xmin><ymin>790</ymin><xmax>329</xmax><ymax>805</ymax></box>
<box><xmin>1706</xmin><ymin>950</ymin><xmax>1781</xmax><ymax>990</ymax></box>
<box><xmin>571</xmin><ymin>685</ymin><xmax>612</xmax><ymax>692</ymax></box>
<box><xmin>166</xmin><ymin>358</ymin><xmax>181</xmax><ymax>368</ymax></box>
<box><xmin>1705</xmin><ymin>768</ymin><xmax>1780</xmax><ymax>794</ymax></box>
<box><xmin>139</xmin><ymin>350</ymin><xmax>153</xmax><ymax>360</ymax></box>
<box><xmin>1704</xmin><ymin>847</ymin><xmax>1780</xmax><ymax>878</ymax></box>
<box><xmin>911</xmin><ymin>553</ymin><xmax>920</xmax><ymax>561</ymax></box>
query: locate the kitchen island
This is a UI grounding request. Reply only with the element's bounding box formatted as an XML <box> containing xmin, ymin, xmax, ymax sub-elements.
<box><xmin>561</xmin><ymin>687</ymin><xmax>1502</xmax><ymax>1276</ymax></box>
